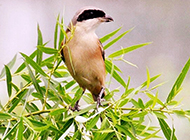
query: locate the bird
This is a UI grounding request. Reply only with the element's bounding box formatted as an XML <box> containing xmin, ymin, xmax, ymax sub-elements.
<box><xmin>61</xmin><ymin>6</ymin><xmax>113</xmax><ymax>111</ymax></box>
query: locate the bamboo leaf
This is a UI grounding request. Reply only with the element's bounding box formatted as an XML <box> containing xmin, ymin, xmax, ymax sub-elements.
<box><xmin>115</xmin><ymin>124</ymin><xmax>138</xmax><ymax>140</ymax></box>
<box><xmin>20</xmin><ymin>52</ymin><xmax>47</xmax><ymax>77</ymax></box>
<box><xmin>25</xmin><ymin>62</ymin><xmax>43</xmax><ymax>96</ymax></box>
<box><xmin>158</xmin><ymin>118</ymin><xmax>177</xmax><ymax>140</ymax></box>
<box><xmin>58</xmin><ymin>17</ymin><xmax>64</xmax><ymax>49</ymax></box>
<box><xmin>0</xmin><ymin>112</ymin><xmax>11</xmax><ymax>120</ymax></box>
<box><xmin>37</xmin><ymin>46</ymin><xmax>58</xmax><ymax>54</ymax></box>
<box><xmin>108</xmin><ymin>42</ymin><xmax>152</xmax><ymax>58</ymax></box>
<box><xmin>2</xmin><ymin>121</ymin><xmax>19</xmax><ymax>140</ymax></box>
<box><xmin>0</xmin><ymin>55</ymin><xmax>17</xmax><ymax>78</ymax></box>
<box><xmin>70</xmin><ymin>88</ymin><xmax>83</xmax><ymax>106</ymax></box>
<box><xmin>36</xmin><ymin>24</ymin><xmax>43</xmax><ymax>66</ymax></box>
<box><xmin>8</xmin><ymin>89</ymin><xmax>29</xmax><ymax>113</ymax></box>
<box><xmin>41</xmin><ymin>55</ymin><xmax>55</xmax><ymax>67</ymax></box>
<box><xmin>141</xmin><ymin>74</ymin><xmax>161</xmax><ymax>88</ymax></box>
<box><xmin>146</xmin><ymin>67</ymin><xmax>150</xmax><ymax>89</ymax></box>
<box><xmin>153</xmin><ymin>111</ymin><xmax>167</xmax><ymax>119</ymax></box>
<box><xmin>166</xmin><ymin>58</ymin><xmax>190</xmax><ymax>103</ymax></box>
<box><xmin>104</xmin><ymin>28</ymin><xmax>134</xmax><ymax>50</ymax></box>
<box><xmin>86</xmin><ymin>115</ymin><xmax>99</xmax><ymax>130</ymax></box>
<box><xmin>15</xmin><ymin>51</ymin><xmax>36</xmax><ymax>74</ymax></box>
<box><xmin>5</xmin><ymin>65</ymin><xmax>12</xmax><ymax>97</ymax></box>
<box><xmin>105</xmin><ymin>60</ymin><xmax>126</xmax><ymax>87</ymax></box>
<box><xmin>17</xmin><ymin>117</ymin><xmax>24</xmax><ymax>140</ymax></box>
<box><xmin>100</xmin><ymin>26</ymin><xmax>122</xmax><ymax>43</ymax></box>
<box><xmin>57</xmin><ymin>119</ymin><xmax>74</xmax><ymax>139</ymax></box>
<box><xmin>105</xmin><ymin>59</ymin><xmax>122</xmax><ymax>72</ymax></box>
<box><xmin>54</xmin><ymin>14</ymin><xmax>59</xmax><ymax>49</ymax></box>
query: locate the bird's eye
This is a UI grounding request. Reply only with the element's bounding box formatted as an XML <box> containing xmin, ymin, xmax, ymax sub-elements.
<box><xmin>90</xmin><ymin>11</ymin><xmax>94</xmax><ymax>15</ymax></box>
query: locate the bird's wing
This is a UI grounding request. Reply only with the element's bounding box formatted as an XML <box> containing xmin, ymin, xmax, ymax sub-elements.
<box><xmin>98</xmin><ymin>40</ymin><xmax>105</xmax><ymax>61</ymax></box>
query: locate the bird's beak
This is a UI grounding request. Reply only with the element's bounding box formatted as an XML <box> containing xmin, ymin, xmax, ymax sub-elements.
<box><xmin>101</xmin><ymin>15</ymin><xmax>114</xmax><ymax>22</ymax></box>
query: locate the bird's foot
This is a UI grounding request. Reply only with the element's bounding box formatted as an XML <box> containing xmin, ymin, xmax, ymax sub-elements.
<box><xmin>69</xmin><ymin>100</ymin><xmax>80</xmax><ymax>111</ymax></box>
<box><xmin>96</xmin><ymin>87</ymin><xmax>105</xmax><ymax>110</ymax></box>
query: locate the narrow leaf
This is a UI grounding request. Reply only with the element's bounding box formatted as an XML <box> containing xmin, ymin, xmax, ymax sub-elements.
<box><xmin>100</xmin><ymin>26</ymin><xmax>122</xmax><ymax>43</ymax></box>
<box><xmin>20</xmin><ymin>52</ymin><xmax>47</xmax><ymax>77</ymax></box>
<box><xmin>146</xmin><ymin>67</ymin><xmax>150</xmax><ymax>89</ymax></box>
<box><xmin>36</xmin><ymin>24</ymin><xmax>43</xmax><ymax>66</ymax></box>
<box><xmin>158</xmin><ymin>118</ymin><xmax>177</xmax><ymax>140</ymax></box>
<box><xmin>54</xmin><ymin>14</ymin><xmax>59</xmax><ymax>49</ymax></box>
<box><xmin>5</xmin><ymin>65</ymin><xmax>12</xmax><ymax>97</ymax></box>
<box><xmin>105</xmin><ymin>60</ymin><xmax>126</xmax><ymax>87</ymax></box>
<box><xmin>15</xmin><ymin>51</ymin><xmax>36</xmax><ymax>74</ymax></box>
<box><xmin>70</xmin><ymin>88</ymin><xmax>83</xmax><ymax>106</ymax></box>
<box><xmin>25</xmin><ymin>62</ymin><xmax>43</xmax><ymax>96</ymax></box>
<box><xmin>115</xmin><ymin>124</ymin><xmax>138</xmax><ymax>140</ymax></box>
<box><xmin>86</xmin><ymin>115</ymin><xmax>99</xmax><ymax>130</ymax></box>
<box><xmin>58</xmin><ymin>17</ymin><xmax>64</xmax><ymax>49</ymax></box>
<box><xmin>153</xmin><ymin>111</ymin><xmax>167</xmax><ymax>119</ymax></box>
<box><xmin>109</xmin><ymin>42</ymin><xmax>152</xmax><ymax>58</ymax></box>
<box><xmin>2</xmin><ymin>121</ymin><xmax>19</xmax><ymax>140</ymax></box>
<box><xmin>0</xmin><ymin>112</ymin><xmax>11</xmax><ymax>120</ymax></box>
<box><xmin>17</xmin><ymin>117</ymin><xmax>24</xmax><ymax>140</ymax></box>
<box><xmin>0</xmin><ymin>55</ymin><xmax>17</xmax><ymax>78</ymax></box>
<box><xmin>104</xmin><ymin>28</ymin><xmax>134</xmax><ymax>50</ymax></box>
<box><xmin>166</xmin><ymin>58</ymin><xmax>190</xmax><ymax>103</ymax></box>
<box><xmin>37</xmin><ymin>46</ymin><xmax>58</xmax><ymax>54</ymax></box>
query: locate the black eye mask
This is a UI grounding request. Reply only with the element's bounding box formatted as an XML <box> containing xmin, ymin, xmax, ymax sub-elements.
<box><xmin>77</xmin><ymin>9</ymin><xmax>105</xmax><ymax>22</ymax></box>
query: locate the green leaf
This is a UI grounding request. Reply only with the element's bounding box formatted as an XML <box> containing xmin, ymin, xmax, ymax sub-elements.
<box><xmin>2</xmin><ymin>121</ymin><xmax>19</xmax><ymax>140</ymax></box>
<box><xmin>37</xmin><ymin>46</ymin><xmax>58</xmax><ymax>54</ymax></box>
<box><xmin>25</xmin><ymin>63</ymin><xmax>43</xmax><ymax>96</ymax></box>
<box><xmin>141</xmin><ymin>74</ymin><xmax>161</xmax><ymax>88</ymax></box>
<box><xmin>41</xmin><ymin>55</ymin><xmax>55</xmax><ymax>67</ymax></box>
<box><xmin>24</xmin><ymin>118</ymin><xmax>49</xmax><ymax>131</ymax></box>
<box><xmin>0</xmin><ymin>112</ymin><xmax>11</xmax><ymax>120</ymax></box>
<box><xmin>146</xmin><ymin>67</ymin><xmax>150</xmax><ymax>89</ymax></box>
<box><xmin>36</xmin><ymin>24</ymin><xmax>43</xmax><ymax>66</ymax></box>
<box><xmin>108</xmin><ymin>42</ymin><xmax>151</xmax><ymax>58</ymax></box>
<box><xmin>105</xmin><ymin>60</ymin><xmax>126</xmax><ymax>87</ymax></box>
<box><xmin>63</xmin><ymin>101</ymin><xmax>109</xmax><ymax>122</ymax></box>
<box><xmin>104</xmin><ymin>28</ymin><xmax>134</xmax><ymax>50</ymax></box>
<box><xmin>15</xmin><ymin>51</ymin><xmax>36</xmax><ymax>74</ymax></box>
<box><xmin>158</xmin><ymin>118</ymin><xmax>177</xmax><ymax>140</ymax></box>
<box><xmin>20</xmin><ymin>52</ymin><xmax>47</xmax><ymax>77</ymax></box>
<box><xmin>118</xmin><ymin>98</ymin><xmax>129</xmax><ymax>107</ymax></box>
<box><xmin>115</xmin><ymin>124</ymin><xmax>138</xmax><ymax>140</ymax></box>
<box><xmin>54</xmin><ymin>14</ymin><xmax>59</xmax><ymax>49</ymax></box>
<box><xmin>166</xmin><ymin>58</ymin><xmax>190</xmax><ymax>103</ymax></box>
<box><xmin>70</xmin><ymin>88</ymin><xmax>83</xmax><ymax>106</ymax></box>
<box><xmin>0</xmin><ymin>54</ymin><xmax>17</xmax><ymax>78</ymax></box>
<box><xmin>146</xmin><ymin>92</ymin><xmax>164</xmax><ymax>107</ymax></box>
<box><xmin>86</xmin><ymin>115</ymin><xmax>99</xmax><ymax>130</ymax></box>
<box><xmin>12</xmin><ymin>83</ymin><xmax>19</xmax><ymax>92</ymax></box>
<box><xmin>5</xmin><ymin>65</ymin><xmax>12</xmax><ymax>97</ymax></box>
<box><xmin>173</xmin><ymin>110</ymin><xmax>186</xmax><ymax>117</ymax></box>
<box><xmin>18</xmin><ymin>117</ymin><xmax>24</xmax><ymax>140</ymax></box>
<box><xmin>153</xmin><ymin>111</ymin><xmax>167</xmax><ymax>119</ymax></box>
<box><xmin>138</xmin><ymin>98</ymin><xmax>145</xmax><ymax>109</ymax></box>
<box><xmin>57</xmin><ymin>119</ymin><xmax>74</xmax><ymax>138</ymax></box>
<box><xmin>58</xmin><ymin>17</ymin><xmax>64</xmax><ymax>49</ymax></box>
<box><xmin>145</xmin><ymin>100</ymin><xmax>153</xmax><ymax>108</ymax></box>
<box><xmin>50</xmin><ymin>108</ymin><xmax>66</xmax><ymax>116</ymax></box>
<box><xmin>105</xmin><ymin>59</ymin><xmax>122</xmax><ymax>72</ymax></box>
<box><xmin>8</xmin><ymin>89</ymin><xmax>29</xmax><ymax>113</ymax></box>
<box><xmin>100</xmin><ymin>26</ymin><xmax>122</xmax><ymax>43</ymax></box>
<box><xmin>65</xmin><ymin>80</ymin><xmax>76</xmax><ymax>89</ymax></box>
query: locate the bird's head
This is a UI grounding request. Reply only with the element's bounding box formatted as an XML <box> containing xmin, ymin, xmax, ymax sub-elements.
<box><xmin>67</xmin><ymin>6</ymin><xmax>113</xmax><ymax>33</ymax></box>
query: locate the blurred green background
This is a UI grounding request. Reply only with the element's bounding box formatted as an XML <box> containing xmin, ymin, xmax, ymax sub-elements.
<box><xmin>0</xmin><ymin>0</ymin><xmax>190</xmax><ymax>139</ymax></box>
